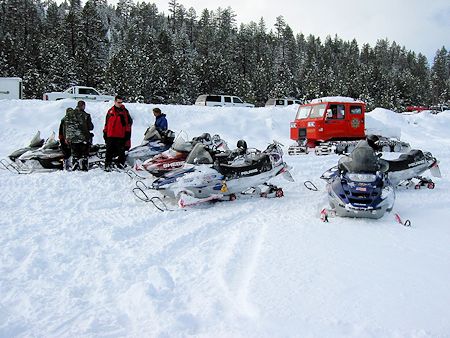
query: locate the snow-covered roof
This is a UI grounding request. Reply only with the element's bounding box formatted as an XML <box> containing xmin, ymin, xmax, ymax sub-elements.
<box><xmin>309</xmin><ymin>96</ymin><xmax>365</xmax><ymax>104</ymax></box>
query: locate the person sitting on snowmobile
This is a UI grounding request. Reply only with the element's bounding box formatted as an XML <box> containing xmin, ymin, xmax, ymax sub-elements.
<box><xmin>338</xmin><ymin>135</ymin><xmax>388</xmax><ymax>173</ymax></box>
<box><xmin>141</xmin><ymin>108</ymin><xmax>171</xmax><ymax>144</ymax></box>
<box><xmin>153</xmin><ymin>107</ymin><xmax>168</xmax><ymax>133</ymax></box>
<box><xmin>60</xmin><ymin>101</ymin><xmax>94</xmax><ymax>171</ymax></box>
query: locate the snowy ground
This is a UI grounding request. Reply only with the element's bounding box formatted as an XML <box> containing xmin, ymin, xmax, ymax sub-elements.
<box><xmin>1</xmin><ymin>100</ymin><xmax>450</xmax><ymax>337</ymax></box>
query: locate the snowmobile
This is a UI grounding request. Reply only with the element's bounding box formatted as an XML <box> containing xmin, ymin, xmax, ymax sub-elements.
<box><xmin>0</xmin><ymin>131</ymin><xmax>45</xmax><ymax>172</ymax></box>
<box><xmin>148</xmin><ymin>140</ymin><xmax>293</xmax><ymax>207</ymax></box>
<box><xmin>320</xmin><ymin>145</ymin><xmax>395</xmax><ymax>219</ymax></box>
<box><xmin>321</xmin><ymin>149</ymin><xmax>441</xmax><ymax>189</ymax></box>
<box><xmin>125</xmin><ymin>126</ymin><xmax>175</xmax><ymax>166</ymax></box>
<box><xmin>134</xmin><ymin>133</ymin><xmax>229</xmax><ymax>177</ymax></box>
<box><xmin>2</xmin><ymin>132</ymin><xmax>106</xmax><ymax>173</ymax></box>
<box><xmin>7</xmin><ymin>131</ymin><xmax>45</xmax><ymax>161</ymax></box>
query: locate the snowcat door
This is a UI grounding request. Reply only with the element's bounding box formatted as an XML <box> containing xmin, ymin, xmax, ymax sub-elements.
<box><xmin>324</xmin><ymin>104</ymin><xmax>346</xmax><ymax>140</ymax></box>
<box><xmin>348</xmin><ymin>105</ymin><xmax>365</xmax><ymax>139</ymax></box>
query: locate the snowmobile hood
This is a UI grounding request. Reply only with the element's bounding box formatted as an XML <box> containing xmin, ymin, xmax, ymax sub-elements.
<box><xmin>326</xmin><ymin>172</ymin><xmax>395</xmax><ymax>219</ymax></box>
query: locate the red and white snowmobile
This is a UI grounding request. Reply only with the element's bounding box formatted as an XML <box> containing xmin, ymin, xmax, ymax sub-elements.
<box><xmin>133</xmin><ymin>133</ymin><xmax>229</xmax><ymax>177</ymax></box>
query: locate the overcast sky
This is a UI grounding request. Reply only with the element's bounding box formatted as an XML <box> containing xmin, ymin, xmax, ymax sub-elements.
<box><xmin>62</xmin><ymin>0</ymin><xmax>450</xmax><ymax>63</ymax></box>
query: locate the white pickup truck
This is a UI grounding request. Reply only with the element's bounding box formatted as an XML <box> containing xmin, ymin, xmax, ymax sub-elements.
<box><xmin>43</xmin><ymin>86</ymin><xmax>114</xmax><ymax>101</ymax></box>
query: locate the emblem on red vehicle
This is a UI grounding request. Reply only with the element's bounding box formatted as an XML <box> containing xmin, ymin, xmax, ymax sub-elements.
<box><xmin>351</xmin><ymin>118</ymin><xmax>360</xmax><ymax>128</ymax></box>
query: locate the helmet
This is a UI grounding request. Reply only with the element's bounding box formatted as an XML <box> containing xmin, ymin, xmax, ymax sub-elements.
<box><xmin>366</xmin><ymin>134</ymin><xmax>380</xmax><ymax>150</ymax></box>
<box><xmin>237</xmin><ymin>140</ymin><xmax>247</xmax><ymax>151</ymax></box>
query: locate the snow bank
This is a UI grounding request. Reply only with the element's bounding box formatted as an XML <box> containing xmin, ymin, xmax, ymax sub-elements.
<box><xmin>365</xmin><ymin>107</ymin><xmax>404</xmax><ymax>139</ymax></box>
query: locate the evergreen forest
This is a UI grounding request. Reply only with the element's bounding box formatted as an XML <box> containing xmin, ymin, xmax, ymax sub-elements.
<box><xmin>1</xmin><ymin>0</ymin><xmax>449</xmax><ymax>110</ymax></box>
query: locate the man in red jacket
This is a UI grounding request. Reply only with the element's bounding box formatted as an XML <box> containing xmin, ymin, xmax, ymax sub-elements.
<box><xmin>103</xmin><ymin>95</ymin><xmax>133</xmax><ymax>170</ymax></box>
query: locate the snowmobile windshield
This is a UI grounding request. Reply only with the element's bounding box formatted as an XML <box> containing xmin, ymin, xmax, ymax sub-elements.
<box><xmin>172</xmin><ymin>133</ymin><xmax>190</xmax><ymax>152</ymax></box>
<box><xmin>295</xmin><ymin>106</ymin><xmax>312</xmax><ymax>119</ymax></box>
<box><xmin>29</xmin><ymin>131</ymin><xmax>44</xmax><ymax>147</ymax></box>
<box><xmin>144</xmin><ymin>126</ymin><xmax>161</xmax><ymax>141</ymax></box>
<box><xmin>345</xmin><ymin>146</ymin><xmax>380</xmax><ymax>173</ymax></box>
<box><xmin>185</xmin><ymin>143</ymin><xmax>213</xmax><ymax>165</ymax></box>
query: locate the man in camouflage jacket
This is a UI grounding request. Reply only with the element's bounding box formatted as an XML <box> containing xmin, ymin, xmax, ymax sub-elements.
<box><xmin>60</xmin><ymin>100</ymin><xmax>94</xmax><ymax>171</ymax></box>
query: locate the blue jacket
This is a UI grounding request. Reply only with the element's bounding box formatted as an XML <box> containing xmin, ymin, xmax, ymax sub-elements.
<box><xmin>155</xmin><ymin>113</ymin><xmax>168</xmax><ymax>132</ymax></box>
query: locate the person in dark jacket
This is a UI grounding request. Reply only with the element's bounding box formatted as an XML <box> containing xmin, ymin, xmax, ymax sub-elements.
<box><xmin>153</xmin><ymin>107</ymin><xmax>168</xmax><ymax>132</ymax></box>
<box><xmin>103</xmin><ymin>95</ymin><xmax>133</xmax><ymax>170</ymax></box>
<box><xmin>59</xmin><ymin>101</ymin><xmax>94</xmax><ymax>171</ymax></box>
<box><xmin>59</xmin><ymin>114</ymin><xmax>71</xmax><ymax>169</ymax></box>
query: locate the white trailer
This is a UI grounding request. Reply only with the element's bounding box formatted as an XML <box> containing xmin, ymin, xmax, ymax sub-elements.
<box><xmin>0</xmin><ymin>77</ymin><xmax>23</xmax><ymax>99</ymax></box>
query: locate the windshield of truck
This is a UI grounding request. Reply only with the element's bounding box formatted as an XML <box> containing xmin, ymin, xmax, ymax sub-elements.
<box><xmin>309</xmin><ymin>104</ymin><xmax>327</xmax><ymax>118</ymax></box>
<box><xmin>295</xmin><ymin>106</ymin><xmax>312</xmax><ymax>119</ymax></box>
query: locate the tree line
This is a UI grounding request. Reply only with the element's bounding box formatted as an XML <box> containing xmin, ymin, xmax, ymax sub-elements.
<box><xmin>1</xmin><ymin>0</ymin><xmax>449</xmax><ymax>110</ymax></box>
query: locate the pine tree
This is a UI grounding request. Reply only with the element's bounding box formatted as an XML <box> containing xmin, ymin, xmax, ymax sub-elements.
<box><xmin>430</xmin><ymin>47</ymin><xmax>450</xmax><ymax>104</ymax></box>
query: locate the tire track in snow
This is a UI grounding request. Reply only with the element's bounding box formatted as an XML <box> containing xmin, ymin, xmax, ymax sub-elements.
<box><xmin>215</xmin><ymin>214</ymin><xmax>267</xmax><ymax>318</ymax></box>
<box><xmin>143</xmin><ymin>203</ymin><xmax>256</xmax><ymax>267</ymax></box>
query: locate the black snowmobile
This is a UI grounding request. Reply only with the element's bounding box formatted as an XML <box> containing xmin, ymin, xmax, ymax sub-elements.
<box><xmin>322</xmin><ymin>148</ymin><xmax>441</xmax><ymax>189</ymax></box>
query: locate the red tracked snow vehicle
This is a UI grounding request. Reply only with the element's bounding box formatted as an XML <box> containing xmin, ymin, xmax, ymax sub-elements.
<box><xmin>288</xmin><ymin>97</ymin><xmax>410</xmax><ymax>155</ymax></box>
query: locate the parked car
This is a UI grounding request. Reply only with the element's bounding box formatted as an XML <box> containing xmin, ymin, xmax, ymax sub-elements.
<box><xmin>429</xmin><ymin>104</ymin><xmax>449</xmax><ymax>114</ymax></box>
<box><xmin>43</xmin><ymin>86</ymin><xmax>114</xmax><ymax>101</ymax></box>
<box><xmin>265</xmin><ymin>98</ymin><xmax>302</xmax><ymax>107</ymax></box>
<box><xmin>405</xmin><ymin>105</ymin><xmax>429</xmax><ymax>112</ymax></box>
<box><xmin>195</xmin><ymin>94</ymin><xmax>254</xmax><ymax>107</ymax></box>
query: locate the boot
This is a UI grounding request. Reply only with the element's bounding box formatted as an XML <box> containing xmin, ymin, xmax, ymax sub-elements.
<box><xmin>81</xmin><ymin>157</ymin><xmax>89</xmax><ymax>171</ymax></box>
<box><xmin>63</xmin><ymin>158</ymin><xmax>72</xmax><ymax>171</ymax></box>
<box><xmin>72</xmin><ymin>157</ymin><xmax>80</xmax><ymax>171</ymax></box>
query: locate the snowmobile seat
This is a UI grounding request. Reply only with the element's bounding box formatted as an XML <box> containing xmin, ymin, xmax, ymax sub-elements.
<box><xmin>161</xmin><ymin>130</ymin><xmax>175</xmax><ymax>146</ymax></box>
<box><xmin>386</xmin><ymin>149</ymin><xmax>425</xmax><ymax>171</ymax></box>
<box><xmin>216</xmin><ymin>154</ymin><xmax>271</xmax><ymax>177</ymax></box>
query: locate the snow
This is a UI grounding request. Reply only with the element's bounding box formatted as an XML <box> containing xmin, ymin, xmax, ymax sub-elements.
<box><xmin>1</xmin><ymin>99</ymin><xmax>450</xmax><ymax>337</ymax></box>
<box><xmin>310</xmin><ymin>96</ymin><xmax>365</xmax><ymax>104</ymax></box>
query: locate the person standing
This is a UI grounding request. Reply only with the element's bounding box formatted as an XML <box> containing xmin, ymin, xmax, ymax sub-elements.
<box><xmin>60</xmin><ymin>100</ymin><xmax>94</xmax><ymax>171</ymax></box>
<box><xmin>103</xmin><ymin>95</ymin><xmax>133</xmax><ymax>170</ymax></box>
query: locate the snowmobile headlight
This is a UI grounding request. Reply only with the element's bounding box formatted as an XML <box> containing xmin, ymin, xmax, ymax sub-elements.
<box><xmin>307</xmin><ymin>122</ymin><xmax>315</xmax><ymax>127</ymax></box>
<box><xmin>347</xmin><ymin>173</ymin><xmax>377</xmax><ymax>182</ymax></box>
<box><xmin>290</xmin><ymin>122</ymin><xmax>297</xmax><ymax>128</ymax></box>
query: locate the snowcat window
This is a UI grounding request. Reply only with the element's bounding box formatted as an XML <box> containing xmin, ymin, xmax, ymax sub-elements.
<box><xmin>276</xmin><ymin>99</ymin><xmax>285</xmax><ymax>106</ymax></box>
<box><xmin>185</xmin><ymin>143</ymin><xmax>213</xmax><ymax>164</ymax></box>
<box><xmin>309</xmin><ymin>104</ymin><xmax>327</xmax><ymax>118</ymax></box>
<box><xmin>233</xmin><ymin>97</ymin><xmax>243</xmax><ymax>104</ymax></box>
<box><xmin>328</xmin><ymin>104</ymin><xmax>345</xmax><ymax>119</ymax></box>
<box><xmin>350</xmin><ymin>105</ymin><xmax>362</xmax><ymax>114</ymax></box>
<box><xmin>224</xmin><ymin>97</ymin><xmax>231</xmax><ymax>103</ymax></box>
<box><xmin>287</xmin><ymin>100</ymin><xmax>294</xmax><ymax>105</ymax></box>
<box><xmin>296</xmin><ymin>106</ymin><xmax>312</xmax><ymax>119</ymax></box>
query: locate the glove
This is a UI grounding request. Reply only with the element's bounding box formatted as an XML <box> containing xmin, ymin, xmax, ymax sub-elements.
<box><xmin>103</xmin><ymin>131</ymin><xmax>107</xmax><ymax>142</ymax></box>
